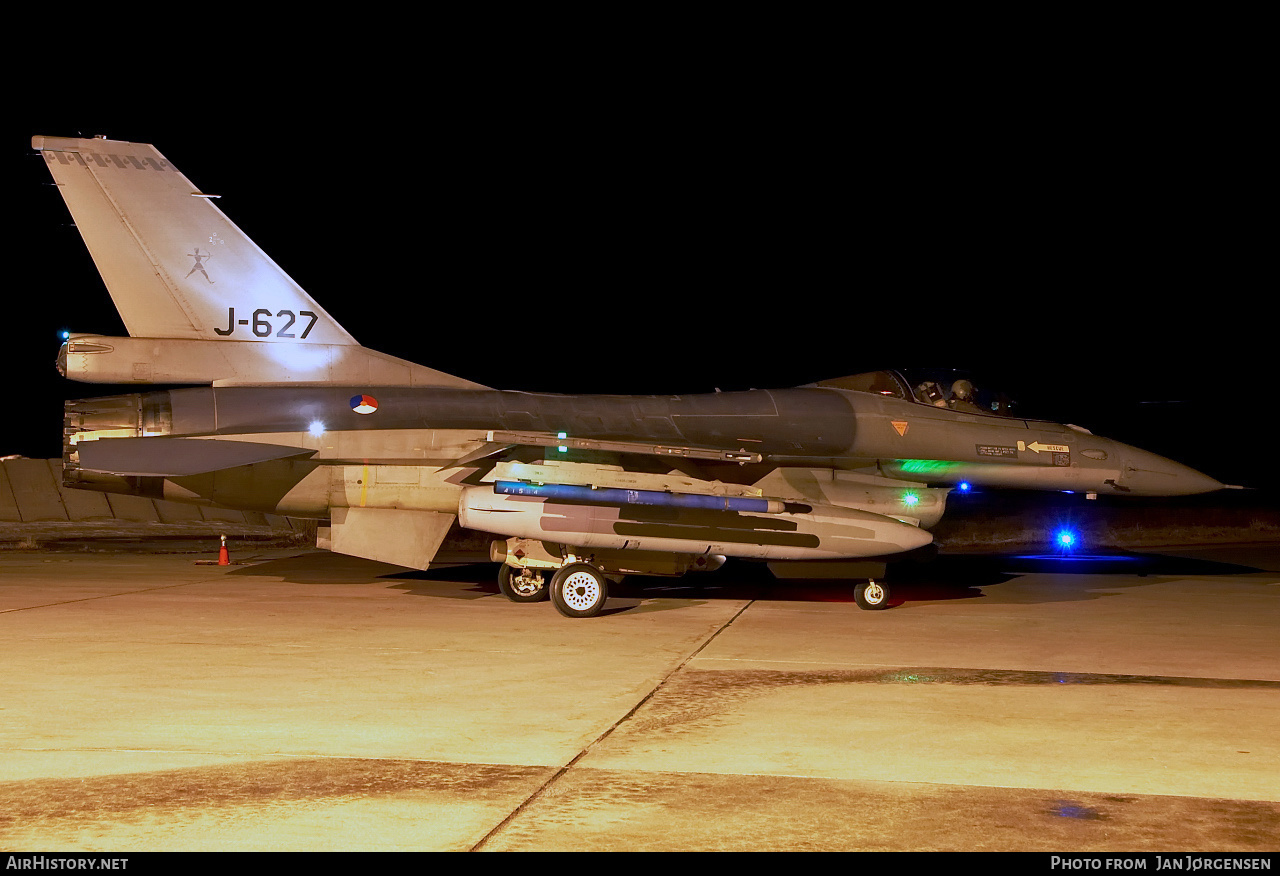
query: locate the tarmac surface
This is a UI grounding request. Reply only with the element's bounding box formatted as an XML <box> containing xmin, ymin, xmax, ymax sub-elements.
<box><xmin>1</xmin><ymin>541</ymin><xmax>1278</xmax><ymax>852</ymax></box>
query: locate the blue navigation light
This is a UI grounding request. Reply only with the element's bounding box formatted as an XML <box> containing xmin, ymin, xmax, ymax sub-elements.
<box><xmin>957</xmin><ymin>481</ymin><xmax>971</xmax><ymax>493</ymax></box>
<box><xmin>308</xmin><ymin>420</ymin><xmax>326</xmax><ymax>437</ymax></box>
<box><xmin>1055</xmin><ymin>528</ymin><xmax>1077</xmax><ymax>550</ymax></box>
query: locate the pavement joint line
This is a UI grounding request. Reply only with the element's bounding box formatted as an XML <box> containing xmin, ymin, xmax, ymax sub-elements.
<box><xmin>2</xmin><ymin>748</ymin><xmax>525</xmax><ymax>765</ymax></box>
<box><xmin>468</xmin><ymin>598</ymin><xmax>757</xmax><ymax>851</ymax></box>
<box><xmin>692</xmin><ymin>658</ymin><xmax>914</xmax><ymax>667</ymax></box>
<box><xmin>0</xmin><ymin>577</ymin><xmax>224</xmax><ymax>614</ymax></box>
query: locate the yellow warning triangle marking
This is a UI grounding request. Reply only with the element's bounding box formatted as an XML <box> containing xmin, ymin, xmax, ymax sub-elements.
<box><xmin>891</xmin><ymin>421</ymin><xmax>909</xmax><ymax>437</ymax></box>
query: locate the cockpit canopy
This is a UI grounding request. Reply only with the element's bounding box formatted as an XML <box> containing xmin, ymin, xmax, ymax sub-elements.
<box><xmin>813</xmin><ymin>369</ymin><xmax>1017</xmax><ymax>417</ymax></box>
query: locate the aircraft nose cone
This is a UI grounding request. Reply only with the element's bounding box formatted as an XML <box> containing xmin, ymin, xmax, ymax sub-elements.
<box><xmin>1118</xmin><ymin>446</ymin><xmax>1224</xmax><ymax>496</ymax></box>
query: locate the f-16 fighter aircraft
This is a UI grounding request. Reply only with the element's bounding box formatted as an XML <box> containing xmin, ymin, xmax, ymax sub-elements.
<box><xmin>34</xmin><ymin>135</ymin><xmax>1228</xmax><ymax>617</ymax></box>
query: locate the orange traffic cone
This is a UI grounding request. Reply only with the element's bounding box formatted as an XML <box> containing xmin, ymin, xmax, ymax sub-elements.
<box><xmin>218</xmin><ymin>534</ymin><xmax>230</xmax><ymax>566</ymax></box>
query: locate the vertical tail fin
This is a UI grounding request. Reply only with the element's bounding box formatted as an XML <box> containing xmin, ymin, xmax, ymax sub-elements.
<box><xmin>33</xmin><ymin>135</ymin><xmax>355</xmax><ymax>346</ymax></box>
<box><xmin>35</xmin><ymin>135</ymin><xmax>485</xmax><ymax>388</ymax></box>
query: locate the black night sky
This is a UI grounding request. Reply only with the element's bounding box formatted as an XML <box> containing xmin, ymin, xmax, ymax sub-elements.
<box><xmin>5</xmin><ymin>67</ymin><xmax>1271</xmax><ymax>492</ymax></box>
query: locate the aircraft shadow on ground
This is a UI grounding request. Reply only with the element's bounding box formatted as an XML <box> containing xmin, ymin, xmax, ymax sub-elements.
<box><xmin>377</xmin><ymin>558</ymin><xmax>1008</xmax><ymax>611</ymax></box>
<box><xmin>887</xmin><ymin>550</ymin><xmax>1268</xmax><ymax>607</ymax></box>
<box><xmin>229</xmin><ymin>549</ymin><xmax>1269</xmax><ymax>613</ymax></box>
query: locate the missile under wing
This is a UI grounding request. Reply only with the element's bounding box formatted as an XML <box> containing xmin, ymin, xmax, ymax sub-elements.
<box><xmin>34</xmin><ymin>135</ymin><xmax>1227</xmax><ymax>617</ymax></box>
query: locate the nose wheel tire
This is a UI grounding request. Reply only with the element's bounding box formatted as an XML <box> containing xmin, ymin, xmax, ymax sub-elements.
<box><xmin>855</xmin><ymin>579</ymin><xmax>892</xmax><ymax>610</ymax></box>
<box><xmin>498</xmin><ymin>564</ymin><xmax>548</xmax><ymax>603</ymax></box>
<box><xmin>551</xmin><ymin>563</ymin><xmax>609</xmax><ymax>618</ymax></box>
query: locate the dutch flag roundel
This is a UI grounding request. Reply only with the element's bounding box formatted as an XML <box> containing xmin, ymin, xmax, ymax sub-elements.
<box><xmin>350</xmin><ymin>394</ymin><xmax>378</xmax><ymax>415</ymax></box>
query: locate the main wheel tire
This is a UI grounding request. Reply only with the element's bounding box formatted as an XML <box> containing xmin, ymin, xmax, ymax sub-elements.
<box><xmin>551</xmin><ymin>563</ymin><xmax>609</xmax><ymax>618</ymax></box>
<box><xmin>498</xmin><ymin>564</ymin><xmax>548</xmax><ymax>603</ymax></box>
<box><xmin>854</xmin><ymin>579</ymin><xmax>892</xmax><ymax>610</ymax></box>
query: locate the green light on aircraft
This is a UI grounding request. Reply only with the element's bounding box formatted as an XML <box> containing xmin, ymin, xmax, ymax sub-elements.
<box><xmin>897</xmin><ymin>459</ymin><xmax>961</xmax><ymax>475</ymax></box>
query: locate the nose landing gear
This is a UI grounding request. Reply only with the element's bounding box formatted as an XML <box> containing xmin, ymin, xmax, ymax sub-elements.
<box><xmin>854</xmin><ymin>579</ymin><xmax>892</xmax><ymax>610</ymax></box>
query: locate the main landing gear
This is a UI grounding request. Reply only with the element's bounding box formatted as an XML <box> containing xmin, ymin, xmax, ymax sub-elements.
<box><xmin>497</xmin><ymin>560</ymin><xmax>610</xmax><ymax>618</ymax></box>
<box><xmin>549</xmin><ymin>563</ymin><xmax>609</xmax><ymax>618</ymax></box>
<box><xmin>497</xmin><ymin>564</ymin><xmax>549</xmax><ymax>604</ymax></box>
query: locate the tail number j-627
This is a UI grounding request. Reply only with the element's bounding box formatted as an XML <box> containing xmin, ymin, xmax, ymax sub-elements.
<box><xmin>214</xmin><ymin>307</ymin><xmax>318</xmax><ymax>338</ymax></box>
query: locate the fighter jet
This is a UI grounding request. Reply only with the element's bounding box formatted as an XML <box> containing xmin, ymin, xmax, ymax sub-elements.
<box><xmin>34</xmin><ymin>135</ymin><xmax>1227</xmax><ymax>617</ymax></box>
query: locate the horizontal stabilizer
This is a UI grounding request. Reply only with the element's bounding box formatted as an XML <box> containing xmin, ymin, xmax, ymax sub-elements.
<box><xmin>74</xmin><ymin>437</ymin><xmax>315</xmax><ymax>477</ymax></box>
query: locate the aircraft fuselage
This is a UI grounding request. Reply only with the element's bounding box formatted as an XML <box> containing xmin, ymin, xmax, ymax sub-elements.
<box><xmin>63</xmin><ymin>383</ymin><xmax>1223</xmax><ymax>514</ymax></box>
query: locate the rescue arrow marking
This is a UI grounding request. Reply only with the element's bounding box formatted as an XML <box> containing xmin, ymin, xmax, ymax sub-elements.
<box><xmin>1026</xmin><ymin>441</ymin><xmax>1069</xmax><ymax>454</ymax></box>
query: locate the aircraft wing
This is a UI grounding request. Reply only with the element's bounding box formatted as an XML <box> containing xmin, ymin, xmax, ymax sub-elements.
<box><xmin>445</xmin><ymin>430</ymin><xmax>764</xmax><ymax>469</ymax></box>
